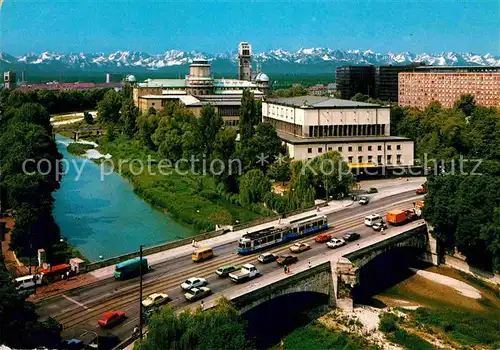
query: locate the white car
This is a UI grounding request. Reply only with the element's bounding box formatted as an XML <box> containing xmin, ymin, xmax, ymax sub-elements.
<box><xmin>326</xmin><ymin>238</ymin><xmax>346</xmax><ymax>249</ymax></box>
<box><xmin>364</xmin><ymin>214</ymin><xmax>382</xmax><ymax>226</ymax></box>
<box><xmin>181</xmin><ymin>277</ymin><xmax>207</xmax><ymax>291</ymax></box>
<box><xmin>142</xmin><ymin>293</ymin><xmax>169</xmax><ymax>308</ymax></box>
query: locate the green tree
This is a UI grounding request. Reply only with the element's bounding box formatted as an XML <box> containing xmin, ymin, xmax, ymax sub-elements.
<box><xmin>454</xmin><ymin>94</ymin><xmax>476</xmax><ymax>116</ymax></box>
<box><xmin>239</xmin><ymin>169</ymin><xmax>271</xmax><ymax>206</ymax></box>
<box><xmin>97</xmin><ymin>89</ymin><xmax>122</xmax><ymax>124</ymax></box>
<box><xmin>198</xmin><ymin>104</ymin><xmax>223</xmax><ymax>156</ymax></box>
<box><xmin>120</xmin><ymin>98</ymin><xmax>139</xmax><ymax>137</ymax></box>
<box><xmin>267</xmin><ymin>155</ymin><xmax>291</xmax><ymax>185</ymax></box>
<box><xmin>212</xmin><ymin>127</ymin><xmax>239</xmax><ymax>191</ymax></box>
<box><xmin>135</xmin><ymin>298</ymin><xmax>249</xmax><ymax>350</ymax></box>
<box><xmin>83</xmin><ymin>111</ymin><xmax>94</xmax><ymax>124</ymax></box>
<box><xmin>136</xmin><ymin>111</ymin><xmax>161</xmax><ymax>150</ymax></box>
<box><xmin>351</xmin><ymin>93</ymin><xmax>370</xmax><ymax>102</ymax></box>
<box><xmin>239</xmin><ymin>89</ymin><xmax>257</xmax><ymax>142</ymax></box>
<box><xmin>241</xmin><ymin>122</ymin><xmax>283</xmax><ymax>171</ymax></box>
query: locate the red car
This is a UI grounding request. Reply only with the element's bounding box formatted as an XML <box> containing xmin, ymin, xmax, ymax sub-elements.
<box><xmin>416</xmin><ymin>188</ymin><xmax>427</xmax><ymax>195</ymax></box>
<box><xmin>315</xmin><ymin>233</ymin><xmax>332</xmax><ymax>243</ymax></box>
<box><xmin>97</xmin><ymin>311</ymin><xmax>126</xmax><ymax>328</ymax></box>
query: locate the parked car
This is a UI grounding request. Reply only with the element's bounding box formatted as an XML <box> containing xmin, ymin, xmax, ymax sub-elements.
<box><xmin>372</xmin><ymin>221</ymin><xmax>388</xmax><ymax>232</ymax></box>
<box><xmin>184</xmin><ymin>287</ymin><xmax>211</xmax><ymax>301</ymax></box>
<box><xmin>215</xmin><ymin>265</ymin><xmax>240</xmax><ymax>278</ymax></box>
<box><xmin>367</xmin><ymin>187</ymin><xmax>378</xmax><ymax>194</ymax></box>
<box><xmin>315</xmin><ymin>233</ymin><xmax>332</xmax><ymax>243</ymax></box>
<box><xmin>416</xmin><ymin>187</ymin><xmax>427</xmax><ymax>195</ymax></box>
<box><xmin>181</xmin><ymin>277</ymin><xmax>207</xmax><ymax>291</ymax></box>
<box><xmin>142</xmin><ymin>293</ymin><xmax>169</xmax><ymax>308</ymax></box>
<box><xmin>289</xmin><ymin>242</ymin><xmax>311</xmax><ymax>253</ymax></box>
<box><xmin>276</xmin><ymin>255</ymin><xmax>298</xmax><ymax>266</ymax></box>
<box><xmin>97</xmin><ymin>311</ymin><xmax>126</xmax><ymax>328</ymax></box>
<box><xmin>358</xmin><ymin>196</ymin><xmax>369</xmax><ymax>205</ymax></box>
<box><xmin>326</xmin><ymin>238</ymin><xmax>346</xmax><ymax>249</ymax></box>
<box><xmin>258</xmin><ymin>253</ymin><xmax>277</xmax><ymax>264</ymax></box>
<box><xmin>342</xmin><ymin>232</ymin><xmax>361</xmax><ymax>242</ymax></box>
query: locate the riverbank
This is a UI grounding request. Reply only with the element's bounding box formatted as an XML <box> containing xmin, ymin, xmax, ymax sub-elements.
<box><xmin>96</xmin><ymin>136</ymin><xmax>269</xmax><ymax>232</ymax></box>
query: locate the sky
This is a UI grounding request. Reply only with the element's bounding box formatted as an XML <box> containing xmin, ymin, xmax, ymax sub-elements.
<box><xmin>0</xmin><ymin>0</ymin><xmax>499</xmax><ymax>55</ymax></box>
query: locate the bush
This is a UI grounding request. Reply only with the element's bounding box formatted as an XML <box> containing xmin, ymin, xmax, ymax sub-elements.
<box><xmin>379</xmin><ymin>313</ymin><xmax>398</xmax><ymax>333</ymax></box>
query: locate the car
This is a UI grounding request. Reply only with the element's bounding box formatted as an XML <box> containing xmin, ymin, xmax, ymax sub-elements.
<box><xmin>372</xmin><ymin>222</ymin><xmax>388</xmax><ymax>232</ymax></box>
<box><xmin>258</xmin><ymin>253</ymin><xmax>277</xmax><ymax>264</ymax></box>
<box><xmin>326</xmin><ymin>238</ymin><xmax>346</xmax><ymax>249</ymax></box>
<box><xmin>215</xmin><ymin>265</ymin><xmax>240</xmax><ymax>278</ymax></box>
<box><xmin>289</xmin><ymin>242</ymin><xmax>311</xmax><ymax>253</ymax></box>
<box><xmin>315</xmin><ymin>233</ymin><xmax>332</xmax><ymax>243</ymax></box>
<box><xmin>97</xmin><ymin>311</ymin><xmax>126</xmax><ymax>328</ymax></box>
<box><xmin>367</xmin><ymin>187</ymin><xmax>378</xmax><ymax>194</ymax></box>
<box><xmin>276</xmin><ymin>255</ymin><xmax>298</xmax><ymax>266</ymax></box>
<box><xmin>184</xmin><ymin>286</ymin><xmax>212</xmax><ymax>301</ymax></box>
<box><xmin>342</xmin><ymin>232</ymin><xmax>361</xmax><ymax>242</ymax></box>
<box><xmin>142</xmin><ymin>293</ymin><xmax>169</xmax><ymax>308</ymax></box>
<box><xmin>181</xmin><ymin>277</ymin><xmax>207</xmax><ymax>290</ymax></box>
<box><xmin>358</xmin><ymin>196</ymin><xmax>369</xmax><ymax>205</ymax></box>
<box><xmin>416</xmin><ymin>187</ymin><xmax>427</xmax><ymax>195</ymax></box>
<box><xmin>87</xmin><ymin>335</ymin><xmax>120</xmax><ymax>350</ymax></box>
<box><xmin>364</xmin><ymin>214</ymin><xmax>382</xmax><ymax>226</ymax></box>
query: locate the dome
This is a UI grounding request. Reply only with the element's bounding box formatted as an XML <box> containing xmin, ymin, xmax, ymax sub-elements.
<box><xmin>256</xmin><ymin>73</ymin><xmax>269</xmax><ymax>82</ymax></box>
<box><xmin>126</xmin><ymin>74</ymin><xmax>137</xmax><ymax>82</ymax></box>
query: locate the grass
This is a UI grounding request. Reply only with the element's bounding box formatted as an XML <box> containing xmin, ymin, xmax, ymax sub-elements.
<box><xmin>96</xmin><ymin>136</ymin><xmax>268</xmax><ymax>231</ymax></box>
<box><xmin>283</xmin><ymin>321</ymin><xmax>377</xmax><ymax>350</ymax></box>
<box><xmin>409</xmin><ymin>307</ymin><xmax>500</xmax><ymax>348</ymax></box>
<box><xmin>66</xmin><ymin>142</ymin><xmax>95</xmax><ymax>156</ymax></box>
<box><xmin>378</xmin><ymin>313</ymin><xmax>434</xmax><ymax>350</ymax></box>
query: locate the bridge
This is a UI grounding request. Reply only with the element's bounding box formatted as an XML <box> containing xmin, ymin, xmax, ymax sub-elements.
<box><xmin>201</xmin><ymin>220</ymin><xmax>435</xmax><ymax>313</ymax></box>
<box><xmin>53</xmin><ymin>127</ymin><xmax>104</xmax><ymax>140</ymax></box>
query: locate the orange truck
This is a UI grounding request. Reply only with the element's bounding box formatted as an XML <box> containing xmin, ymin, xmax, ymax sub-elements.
<box><xmin>386</xmin><ymin>209</ymin><xmax>415</xmax><ymax>225</ymax></box>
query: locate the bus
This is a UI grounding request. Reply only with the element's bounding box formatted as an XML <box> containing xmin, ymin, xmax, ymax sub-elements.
<box><xmin>38</xmin><ymin>264</ymin><xmax>72</xmax><ymax>284</ymax></box>
<box><xmin>114</xmin><ymin>257</ymin><xmax>149</xmax><ymax>280</ymax></box>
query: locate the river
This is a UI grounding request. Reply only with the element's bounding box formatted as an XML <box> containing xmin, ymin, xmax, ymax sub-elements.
<box><xmin>53</xmin><ymin>135</ymin><xmax>192</xmax><ymax>262</ymax></box>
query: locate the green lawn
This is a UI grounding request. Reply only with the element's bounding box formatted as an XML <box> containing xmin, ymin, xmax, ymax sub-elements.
<box><xmin>97</xmin><ymin>136</ymin><xmax>268</xmax><ymax>231</ymax></box>
<box><xmin>66</xmin><ymin>142</ymin><xmax>95</xmax><ymax>156</ymax></box>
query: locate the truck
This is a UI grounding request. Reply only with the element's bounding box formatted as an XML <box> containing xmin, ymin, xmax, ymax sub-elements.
<box><xmin>114</xmin><ymin>257</ymin><xmax>149</xmax><ymax>280</ymax></box>
<box><xmin>229</xmin><ymin>263</ymin><xmax>259</xmax><ymax>283</ymax></box>
<box><xmin>386</xmin><ymin>209</ymin><xmax>415</xmax><ymax>225</ymax></box>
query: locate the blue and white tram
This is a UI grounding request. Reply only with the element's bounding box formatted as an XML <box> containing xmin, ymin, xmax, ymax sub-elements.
<box><xmin>237</xmin><ymin>226</ymin><xmax>288</xmax><ymax>255</ymax></box>
<box><xmin>285</xmin><ymin>215</ymin><xmax>328</xmax><ymax>239</ymax></box>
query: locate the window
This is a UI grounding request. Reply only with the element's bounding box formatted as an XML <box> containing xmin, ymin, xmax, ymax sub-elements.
<box><xmin>397</xmin><ymin>154</ymin><xmax>402</xmax><ymax>164</ymax></box>
<box><xmin>307</xmin><ymin>148</ymin><xmax>312</xmax><ymax>154</ymax></box>
<box><xmin>318</xmin><ymin>147</ymin><xmax>323</xmax><ymax>153</ymax></box>
<box><xmin>387</xmin><ymin>145</ymin><xmax>392</xmax><ymax>150</ymax></box>
<box><xmin>378</xmin><ymin>145</ymin><xmax>382</xmax><ymax>151</ymax></box>
<box><xmin>387</xmin><ymin>155</ymin><xmax>392</xmax><ymax>164</ymax></box>
<box><xmin>348</xmin><ymin>156</ymin><xmax>353</xmax><ymax>163</ymax></box>
<box><xmin>338</xmin><ymin>146</ymin><xmax>343</xmax><ymax>152</ymax></box>
<box><xmin>397</xmin><ymin>144</ymin><xmax>401</xmax><ymax>150</ymax></box>
<box><xmin>152</xmin><ymin>103</ymin><xmax>155</xmax><ymax>106</ymax></box>
<box><xmin>348</xmin><ymin>146</ymin><xmax>353</xmax><ymax>152</ymax></box>
<box><xmin>358</xmin><ymin>146</ymin><xmax>362</xmax><ymax>151</ymax></box>
<box><xmin>368</xmin><ymin>146</ymin><xmax>372</xmax><ymax>151</ymax></box>
<box><xmin>377</xmin><ymin>155</ymin><xmax>382</xmax><ymax>164</ymax></box>
<box><xmin>328</xmin><ymin>147</ymin><xmax>333</xmax><ymax>151</ymax></box>
<box><xmin>358</xmin><ymin>156</ymin><xmax>363</xmax><ymax>163</ymax></box>
<box><xmin>368</xmin><ymin>155</ymin><xmax>373</xmax><ymax>163</ymax></box>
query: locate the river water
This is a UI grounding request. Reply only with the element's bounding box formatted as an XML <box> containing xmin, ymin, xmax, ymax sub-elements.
<box><xmin>53</xmin><ymin>135</ymin><xmax>192</xmax><ymax>262</ymax></box>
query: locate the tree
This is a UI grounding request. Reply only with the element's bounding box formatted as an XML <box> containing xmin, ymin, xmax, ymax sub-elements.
<box><xmin>198</xmin><ymin>104</ymin><xmax>223</xmax><ymax>156</ymax></box>
<box><xmin>351</xmin><ymin>93</ymin><xmax>369</xmax><ymax>102</ymax></box>
<box><xmin>454</xmin><ymin>94</ymin><xmax>476</xmax><ymax>116</ymax></box>
<box><xmin>212</xmin><ymin>127</ymin><xmax>239</xmax><ymax>191</ymax></box>
<box><xmin>83</xmin><ymin>111</ymin><xmax>94</xmax><ymax>124</ymax></box>
<box><xmin>120</xmin><ymin>98</ymin><xmax>139</xmax><ymax>137</ymax></box>
<box><xmin>239</xmin><ymin>89</ymin><xmax>257</xmax><ymax>142</ymax></box>
<box><xmin>267</xmin><ymin>155</ymin><xmax>291</xmax><ymax>185</ymax></box>
<box><xmin>240</xmin><ymin>122</ymin><xmax>284</xmax><ymax>171</ymax></box>
<box><xmin>97</xmin><ymin>89</ymin><xmax>122</xmax><ymax>124</ymax></box>
<box><xmin>135</xmin><ymin>298</ymin><xmax>250</xmax><ymax>350</ymax></box>
<box><xmin>239</xmin><ymin>169</ymin><xmax>271</xmax><ymax>206</ymax></box>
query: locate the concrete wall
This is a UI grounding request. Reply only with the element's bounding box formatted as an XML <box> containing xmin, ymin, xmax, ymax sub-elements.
<box><xmin>443</xmin><ymin>253</ymin><xmax>500</xmax><ymax>286</ymax></box>
<box><xmin>231</xmin><ymin>261</ymin><xmax>335</xmax><ymax>314</ymax></box>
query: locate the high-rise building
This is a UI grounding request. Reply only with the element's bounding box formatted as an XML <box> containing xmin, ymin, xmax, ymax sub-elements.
<box><xmin>398</xmin><ymin>66</ymin><xmax>500</xmax><ymax>109</ymax></box>
<box><xmin>3</xmin><ymin>71</ymin><xmax>17</xmax><ymax>89</ymax></box>
<box><xmin>335</xmin><ymin>66</ymin><xmax>375</xmax><ymax>100</ymax></box>
<box><xmin>374</xmin><ymin>63</ymin><xmax>424</xmax><ymax>102</ymax></box>
<box><xmin>238</xmin><ymin>42</ymin><xmax>252</xmax><ymax>81</ymax></box>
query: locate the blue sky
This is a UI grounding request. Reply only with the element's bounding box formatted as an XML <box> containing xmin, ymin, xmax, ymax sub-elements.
<box><xmin>1</xmin><ymin>0</ymin><xmax>499</xmax><ymax>55</ymax></box>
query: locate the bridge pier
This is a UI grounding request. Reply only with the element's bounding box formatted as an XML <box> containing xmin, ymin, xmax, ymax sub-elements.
<box><xmin>73</xmin><ymin>131</ymin><xmax>79</xmax><ymax>141</ymax></box>
<box><xmin>335</xmin><ymin>257</ymin><xmax>357</xmax><ymax>311</ymax></box>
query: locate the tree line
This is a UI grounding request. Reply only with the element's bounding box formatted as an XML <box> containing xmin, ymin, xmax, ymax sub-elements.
<box><xmin>390</xmin><ymin>95</ymin><xmax>500</xmax><ymax>272</ymax></box>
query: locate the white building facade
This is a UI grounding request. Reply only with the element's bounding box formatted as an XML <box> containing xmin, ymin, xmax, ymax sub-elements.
<box><xmin>262</xmin><ymin>96</ymin><xmax>414</xmax><ymax>168</ymax></box>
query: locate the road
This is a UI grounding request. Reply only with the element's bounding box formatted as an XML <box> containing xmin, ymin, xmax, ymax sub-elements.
<box><xmin>36</xmin><ymin>190</ymin><xmax>423</xmax><ymax>344</ymax></box>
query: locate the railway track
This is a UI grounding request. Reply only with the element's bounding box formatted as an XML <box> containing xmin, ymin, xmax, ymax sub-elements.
<box><xmin>54</xmin><ymin>199</ymin><xmax>418</xmax><ymax>330</ymax></box>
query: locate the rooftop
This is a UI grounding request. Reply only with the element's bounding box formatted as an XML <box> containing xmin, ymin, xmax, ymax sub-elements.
<box><xmin>266</xmin><ymin>96</ymin><xmax>384</xmax><ymax>108</ymax></box>
<box><xmin>277</xmin><ymin>130</ymin><xmax>411</xmax><ymax>145</ymax></box>
<box><xmin>138</xmin><ymin>79</ymin><xmax>186</xmax><ymax>88</ymax></box>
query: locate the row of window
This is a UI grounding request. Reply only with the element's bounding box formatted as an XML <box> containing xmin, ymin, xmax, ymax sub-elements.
<box><xmin>307</xmin><ymin>144</ymin><xmax>401</xmax><ymax>154</ymax></box>
<box><xmin>308</xmin><ymin>124</ymin><xmax>386</xmax><ymax>137</ymax></box>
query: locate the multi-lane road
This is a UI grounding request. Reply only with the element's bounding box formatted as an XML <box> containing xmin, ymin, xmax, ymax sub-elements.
<box><xmin>36</xmin><ymin>190</ymin><xmax>422</xmax><ymax>344</ymax></box>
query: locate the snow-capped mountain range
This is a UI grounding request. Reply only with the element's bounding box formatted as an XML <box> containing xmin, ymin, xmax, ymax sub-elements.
<box><xmin>1</xmin><ymin>48</ymin><xmax>498</xmax><ymax>75</ymax></box>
